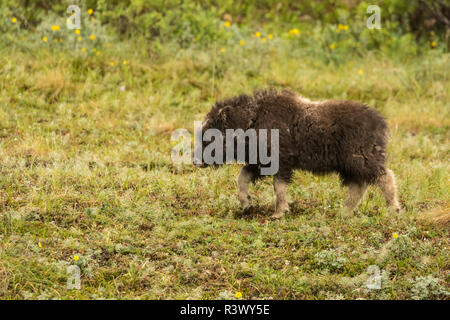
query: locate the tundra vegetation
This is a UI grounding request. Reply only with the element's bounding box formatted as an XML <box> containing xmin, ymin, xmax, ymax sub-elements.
<box><xmin>0</xmin><ymin>1</ymin><xmax>448</xmax><ymax>299</ymax></box>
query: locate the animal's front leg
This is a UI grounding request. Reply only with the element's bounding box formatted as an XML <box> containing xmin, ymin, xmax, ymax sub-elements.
<box><xmin>272</xmin><ymin>175</ymin><xmax>290</xmax><ymax>219</ymax></box>
<box><xmin>343</xmin><ymin>181</ymin><xmax>368</xmax><ymax>216</ymax></box>
<box><xmin>237</xmin><ymin>166</ymin><xmax>256</xmax><ymax>211</ymax></box>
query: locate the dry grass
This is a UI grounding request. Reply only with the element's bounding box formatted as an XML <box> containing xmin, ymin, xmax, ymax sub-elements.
<box><xmin>418</xmin><ymin>208</ymin><xmax>450</xmax><ymax>227</ymax></box>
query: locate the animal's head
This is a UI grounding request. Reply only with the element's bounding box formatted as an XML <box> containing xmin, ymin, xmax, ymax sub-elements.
<box><xmin>194</xmin><ymin>94</ymin><xmax>256</xmax><ymax>167</ymax></box>
<box><xmin>204</xmin><ymin>94</ymin><xmax>256</xmax><ymax>131</ymax></box>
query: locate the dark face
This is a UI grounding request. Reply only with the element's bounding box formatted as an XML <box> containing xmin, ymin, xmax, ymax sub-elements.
<box><xmin>193</xmin><ymin>107</ymin><xmax>229</xmax><ymax>167</ymax></box>
<box><xmin>202</xmin><ymin>106</ymin><xmax>229</xmax><ymax>132</ymax></box>
<box><xmin>193</xmin><ymin>99</ymin><xmax>255</xmax><ymax>168</ymax></box>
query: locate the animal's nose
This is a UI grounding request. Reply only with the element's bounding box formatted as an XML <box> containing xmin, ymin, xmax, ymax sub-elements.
<box><xmin>194</xmin><ymin>163</ymin><xmax>207</xmax><ymax>168</ymax></box>
<box><xmin>193</xmin><ymin>160</ymin><xmax>207</xmax><ymax>168</ymax></box>
<box><xmin>192</xmin><ymin>151</ymin><xmax>206</xmax><ymax>167</ymax></box>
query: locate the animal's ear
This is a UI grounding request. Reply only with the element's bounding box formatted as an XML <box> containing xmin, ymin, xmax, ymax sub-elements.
<box><xmin>219</xmin><ymin>105</ymin><xmax>233</xmax><ymax>122</ymax></box>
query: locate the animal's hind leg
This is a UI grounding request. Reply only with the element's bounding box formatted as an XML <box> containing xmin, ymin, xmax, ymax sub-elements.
<box><xmin>344</xmin><ymin>182</ymin><xmax>368</xmax><ymax>214</ymax></box>
<box><xmin>237</xmin><ymin>165</ymin><xmax>258</xmax><ymax>211</ymax></box>
<box><xmin>377</xmin><ymin>168</ymin><xmax>400</xmax><ymax>212</ymax></box>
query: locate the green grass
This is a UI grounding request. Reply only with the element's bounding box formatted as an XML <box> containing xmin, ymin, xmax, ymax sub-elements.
<box><xmin>0</xmin><ymin>37</ymin><xmax>448</xmax><ymax>300</ymax></box>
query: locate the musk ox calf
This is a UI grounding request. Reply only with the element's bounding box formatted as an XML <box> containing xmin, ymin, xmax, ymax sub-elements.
<box><xmin>197</xmin><ymin>89</ymin><xmax>400</xmax><ymax>218</ymax></box>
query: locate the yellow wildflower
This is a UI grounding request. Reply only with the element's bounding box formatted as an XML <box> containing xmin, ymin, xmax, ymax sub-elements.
<box><xmin>392</xmin><ymin>233</ymin><xmax>399</xmax><ymax>239</ymax></box>
<box><xmin>224</xmin><ymin>21</ymin><xmax>230</xmax><ymax>28</ymax></box>
<box><xmin>255</xmin><ymin>31</ymin><xmax>261</xmax><ymax>37</ymax></box>
<box><xmin>81</xmin><ymin>47</ymin><xmax>86</xmax><ymax>52</ymax></box>
<box><xmin>240</xmin><ymin>40</ymin><xmax>245</xmax><ymax>46</ymax></box>
<box><xmin>12</xmin><ymin>17</ymin><xmax>17</xmax><ymax>24</ymax></box>
<box><xmin>343</xmin><ymin>25</ymin><xmax>349</xmax><ymax>31</ymax></box>
<box><xmin>329</xmin><ymin>43</ymin><xmax>335</xmax><ymax>50</ymax></box>
<box><xmin>51</xmin><ymin>25</ymin><xmax>60</xmax><ymax>31</ymax></box>
<box><xmin>42</xmin><ymin>36</ymin><xmax>47</xmax><ymax>42</ymax></box>
<box><xmin>38</xmin><ymin>241</ymin><xmax>42</xmax><ymax>248</ymax></box>
<box><xmin>73</xmin><ymin>255</ymin><xmax>79</xmax><ymax>261</ymax></box>
<box><xmin>77</xmin><ymin>36</ymin><xmax>82</xmax><ymax>42</ymax></box>
<box><xmin>90</xmin><ymin>34</ymin><xmax>95</xmax><ymax>40</ymax></box>
<box><xmin>268</xmin><ymin>34</ymin><xmax>273</xmax><ymax>39</ymax></box>
<box><xmin>75</xmin><ymin>29</ymin><xmax>81</xmax><ymax>35</ymax></box>
<box><xmin>220</xmin><ymin>48</ymin><xmax>226</xmax><ymax>53</ymax></box>
<box><xmin>358</xmin><ymin>69</ymin><xmax>364</xmax><ymax>75</ymax></box>
<box><xmin>88</xmin><ymin>9</ymin><xmax>94</xmax><ymax>15</ymax></box>
<box><xmin>109</xmin><ymin>61</ymin><xmax>115</xmax><ymax>66</ymax></box>
<box><xmin>289</xmin><ymin>28</ymin><xmax>300</xmax><ymax>35</ymax></box>
<box><xmin>123</xmin><ymin>60</ymin><xmax>128</xmax><ymax>65</ymax></box>
<box><xmin>431</xmin><ymin>41</ymin><xmax>436</xmax><ymax>48</ymax></box>
<box><xmin>261</xmin><ymin>37</ymin><xmax>266</xmax><ymax>43</ymax></box>
<box><xmin>235</xmin><ymin>292</ymin><xmax>242</xmax><ymax>298</ymax></box>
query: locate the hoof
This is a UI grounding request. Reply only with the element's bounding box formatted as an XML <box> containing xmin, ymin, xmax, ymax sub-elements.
<box><xmin>239</xmin><ymin>195</ymin><xmax>252</xmax><ymax>210</ymax></box>
<box><xmin>242</xmin><ymin>205</ymin><xmax>253</xmax><ymax>214</ymax></box>
<box><xmin>390</xmin><ymin>206</ymin><xmax>401</xmax><ymax>214</ymax></box>
<box><xmin>341</xmin><ymin>207</ymin><xmax>354</xmax><ymax>217</ymax></box>
<box><xmin>271</xmin><ymin>211</ymin><xmax>286</xmax><ymax>219</ymax></box>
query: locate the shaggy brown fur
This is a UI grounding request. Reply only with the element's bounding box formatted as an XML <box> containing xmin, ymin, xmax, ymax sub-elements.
<box><xmin>199</xmin><ymin>88</ymin><xmax>400</xmax><ymax>218</ymax></box>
